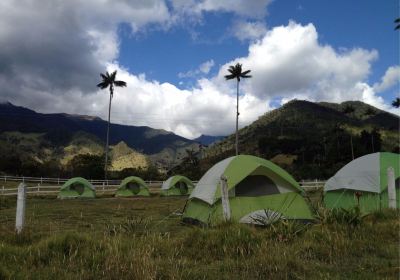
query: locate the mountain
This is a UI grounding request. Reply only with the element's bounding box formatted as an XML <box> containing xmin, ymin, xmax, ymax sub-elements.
<box><xmin>0</xmin><ymin>102</ymin><xmax>196</xmax><ymax>154</ymax></box>
<box><xmin>0</xmin><ymin>102</ymin><xmax>198</xmax><ymax>174</ymax></box>
<box><xmin>194</xmin><ymin>134</ymin><xmax>226</xmax><ymax>146</ymax></box>
<box><xmin>175</xmin><ymin>100</ymin><xmax>399</xmax><ymax>180</ymax></box>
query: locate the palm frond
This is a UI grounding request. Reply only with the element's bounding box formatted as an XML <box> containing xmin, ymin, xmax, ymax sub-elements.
<box><xmin>114</xmin><ymin>80</ymin><xmax>127</xmax><ymax>87</ymax></box>
<box><xmin>225</xmin><ymin>74</ymin><xmax>236</xmax><ymax>80</ymax></box>
<box><xmin>110</xmin><ymin>70</ymin><xmax>117</xmax><ymax>81</ymax></box>
<box><xmin>395</xmin><ymin>18</ymin><xmax>400</xmax><ymax>23</ymax></box>
<box><xmin>241</xmin><ymin>74</ymin><xmax>252</xmax><ymax>78</ymax></box>
<box><xmin>241</xmin><ymin>70</ymin><xmax>251</xmax><ymax>76</ymax></box>
<box><xmin>97</xmin><ymin>82</ymin><xmax>109</xmax><ymax>89</ymax></box>
<box><xmin>100</xmin><ymin>73</ymin><xmax>107</xmax><ymax>80</ymax></box>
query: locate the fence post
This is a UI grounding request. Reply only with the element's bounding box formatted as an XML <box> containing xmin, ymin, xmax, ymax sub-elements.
<box><xmin>387</xmin><ymin>167</ymin><xmax>396</xmax><ymax>209</ymax></box>
<box><xmin>16</xmin><ymin>183</ymin><xmax>27</xmax><ymax>234</ymax></box>
<box><xmin>102</xmin><ymin>182</ymin><xmax>105</xmax><ymax>191</ymax></box>
<box><xmin>220</xmin><ymin>175</ymin><xmax>231</xmax><ymax>222</ymax></box>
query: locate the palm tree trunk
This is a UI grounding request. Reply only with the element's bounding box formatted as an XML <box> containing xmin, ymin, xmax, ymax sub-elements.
<box><xmin>350</xmin><ymin>135</ymin><xmax>354</xmax><ymax>160</ymax></box>
<box><xmin>104</xmin><ymin>87</ymin><xmax>113</xmax><ymax>180</ymax></box>
<box><xmin>235</xmin><ymin>80</ymin><xmax>239</xmax><ymax>156</ymax></box>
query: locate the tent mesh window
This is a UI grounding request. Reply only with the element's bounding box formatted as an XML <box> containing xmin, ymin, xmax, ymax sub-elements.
<box><xmin>126</xmin><ymin>182</ymin><xmax>140</xmax><ymax>194</ymax></box>
<box><xmin>234</xmin><ymin>175</ymin><xmax>280</xmax><ymax>197</ymax></box>
<box><xmin>70</xmin><ymin>183</ymin><xmax>85</xmax><ymax>195</ymax></box>
<box><xmin>178</xmin><ymin>182</ymin><xmax>188</xmax><ymax>195</ymax></box>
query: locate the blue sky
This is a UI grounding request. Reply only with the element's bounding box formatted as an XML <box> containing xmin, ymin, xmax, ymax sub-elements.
<box><xmin>117</xmin><ymin>0</ymin><xmax>399</xmax><ymax>102</ymax></box>
<box><xmin>0</xmin><ymin>0</ymin><xmax>398</xmax><ymax>138</ymax></box>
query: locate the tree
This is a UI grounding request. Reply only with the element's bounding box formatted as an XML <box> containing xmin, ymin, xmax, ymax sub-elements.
<box><xmin>225</xmin><ymin>63</ymin><xmax>251</xmax><ymax>155</ymax></box>
<box><xmin>342</xmin><ymin>105</ymin><xmax>355</xmax><ymax>116</ymax></box>
<box><xmin>395</xmin><ymin>18</ymin><xmax>400</xmax><ymax>30</ymax></box>
<box><xmin>97</xmin><ymin>71</ymin><xmax>127</xmax><ymax>179</ymax></box>
<box><xmin>392</xmin><ymin>97</ymin><xmax>400</xmax><ymax>108</ymax></box>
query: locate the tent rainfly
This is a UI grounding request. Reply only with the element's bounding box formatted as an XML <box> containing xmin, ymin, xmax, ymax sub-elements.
<box><xmin>324</xmin><ymin>152</ymin><xmax>400</xmax><ymax>212</ymax></box>
<box><xmin>58</xmin><ymin>177</ymin><xmax>95</xmax><ymax>199</ymax></box>
<box><xmin>115</xmin><ymin>176</ymin><xmax>150</xmax><ymax>197</ymax></box>
<box><xmin>182</xmin><ymin>155</ymin><xmax>313</xmax><ymax>225</ymax></box>
<box><xmin>161</xmin><ymin>175</ymin><xmax>195</xmax><ymax>196</ymax></box>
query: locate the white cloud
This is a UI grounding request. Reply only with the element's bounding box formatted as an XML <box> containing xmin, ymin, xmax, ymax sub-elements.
<box><xmin>0</xmin><ymin>1</ymin><xmax>397</xmax><ymax>141</ymax></box>
<box><xmin>178</xmin><ymin>60</ymin><xmax>215</xmax><ymax>78</ymax></box>
<box><xmin>373</xmin><ymin>66</ymin><xmax>400</xmax><ymax>93</ymax></box>
<box><xmin>170</xmin><ymin>0</ymin><xmax>273</xmax><ymax>19</ymax></box>
<box><xmin>216</xmin><ymin>22</ymin><xmax>383</xmax><ymax>108</ymax></box>
<box><xmin>231</xmin><ymin>20</ymin><xmax>267</xmax><ymax>41</ymax></box>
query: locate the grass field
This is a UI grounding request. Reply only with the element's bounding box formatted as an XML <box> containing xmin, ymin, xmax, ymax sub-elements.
<box><xmin>0</xmin><ymin>193</ymin><xmax>399</xmax><ymax>279</ymax></box>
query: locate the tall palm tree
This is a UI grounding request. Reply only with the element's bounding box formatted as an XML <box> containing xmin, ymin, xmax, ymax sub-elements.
<box><xmin>97</xmin><ymin>70</ymin><xmax>126</xmax><ymax>180</ymax></box>
<box><xmin>395</xmin><ymin>18</ymin><xmax>400</xmax><ymax>30</ymax></box>
<box><xmin>392</xmin><ymin>97</ymin><xmax>400</xmax><ymax>108</ymax></box>
<box><xmin>225</xmin><ymin>63</ymin><xmax>251</xmax><ymax>155</ymax></box>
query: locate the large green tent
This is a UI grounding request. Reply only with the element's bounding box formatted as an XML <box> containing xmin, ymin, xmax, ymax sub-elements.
<box><xmin>115</xmin><ymin>176</ymin><xmax>150</xmax><ymax>197</ymax></box>
<box><xmin>58</xmin><ymin>177</ymin><xmax>95</xmax><ymax>199</ymax></box>
<box><xmin>161</xmin><ymin>175</ymin><xmax>195</xmax><ymax>196</ymax></box>
<box><xmin>182</xmin><ymin>155</ymin><xmax>313</xmax><ymax>225</ymax></box>
<box><xmin>324</xmin><ymin>152</ymin><xmax>400</xmax><ymax>212</ymax></box>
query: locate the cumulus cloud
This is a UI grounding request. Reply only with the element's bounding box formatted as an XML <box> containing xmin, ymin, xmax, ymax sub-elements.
<box><xmin>170</xmin><ymin>0</ymin><xmax>273</xmax><ymax>19</ymax></box>
<box><xmin>214</xmin><ymin>22</ymin><xmax>392</xmax><ymax>113</ymax></box>
<box><xmin>373</xmin><ymin>66</ymin><xmax>400</xmax><ymax>93</ymax></box>
<box><xmin>178</xmin><ymin>60</ymin><xmax>215</xmax><ymax>78</ymax></box>
<box><xmin>0</xmin><ymin>0</ymin><xmax>396</xmax><ymax>140</ymax></box>
<box><xmin>0</xmin><ymin>0</ymin><xmax>171</xmax><ymax>106</ymax></box>
<box><xmin>231</xmin><ymin>20</ymin><xmax>267</xmax><ymax>41</ymax></box>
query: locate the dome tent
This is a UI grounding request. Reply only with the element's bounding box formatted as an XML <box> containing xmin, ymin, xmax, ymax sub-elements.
<box><xmin>161</xmin><ymin>175</ymin><xmax>195</xmax><ymax>196</ymax></box>
<box><xmin>182</xmin><ymin>155</ymin><xmax>313</xmax><ymax>225</ymax></box>
<box><xmin>115</xmin><ymin>176</ymin><xmax>150</xmax><ymax>197</ymax></box>
<box><xmin>324</xmin><ymin>152</ymin><xmax>400</xmax><ymax>212</ymax></box>
<box><xmin>58</xmin><ymin>177</ymin><xmax>95</xmax><ymax>199</ymax></box>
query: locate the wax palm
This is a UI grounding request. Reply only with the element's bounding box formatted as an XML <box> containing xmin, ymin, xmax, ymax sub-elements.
<box><xmin>225</xmin><ymin>63</ymin><xmax>251</xmax><ymax>155</ymax></box>
<box><xmin>97</xmin><ymin>70</ymin><xmax>126</xmax><ymax>179</ymax></box>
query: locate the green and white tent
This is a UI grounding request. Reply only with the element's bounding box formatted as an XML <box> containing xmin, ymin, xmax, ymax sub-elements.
<box><xmin>115</xmin><ymin>176</ymin><xmax>150</xmax><ymax>197</ymax></box>
<box><xmin>182</xmin><ymin>155</ymin><xmax>313</xmax><ymax>225</ymax></box>
<box><xmin>324</xmin><ymin>152</ymin><xmax>400</xmax><ymax>212</ymax></box>
<box><xmin>58</xmin><ymin>177</ymin><xmax>95</xmax><ymax>199</ymax></box>
<box><xmin>161</xmin><ymin>175</ymin><xmax>195</xmax><ymax>196</ymax></box>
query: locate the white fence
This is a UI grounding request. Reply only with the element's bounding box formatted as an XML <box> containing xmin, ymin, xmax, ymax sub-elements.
<box><xmin>0</xmin><ymin>175</ymin><xmax>165</xmax><ymax>196</ymax></box>
<box><xmin>0</xmin><ymin>175</ymin><xmax>325</xmax><ymax>196</ymax></box>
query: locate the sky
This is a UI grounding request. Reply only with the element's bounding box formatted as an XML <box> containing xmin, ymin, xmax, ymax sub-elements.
<box><xmin>0</xmin><ymin>0</ymin><xmax>398</xmax><ymax>139</ymax></box>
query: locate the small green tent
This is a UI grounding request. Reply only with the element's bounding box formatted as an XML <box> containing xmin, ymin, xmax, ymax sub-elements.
<box><xmin>115</xmin><ymin>176</ymin><xmax>150</xmax><ymax>197</ymax></box>
<box><xmin>58</xmin><ymin>177</ymin><xmax>95</xmax><ymax>199</ymax></box>
<box><xmin>324</xmin><ymin>152</ymin><xmax>400</xmax><ymax>212</ymax></box>
<box><xmin>161</xmin><ymin>175</ymin><xmax>195</xmax><ymax>196</ymax></box>
<box><xmin>182</xmin><ymin>155</ymin><xmax>313</xmax><ymax>225</ymax></box>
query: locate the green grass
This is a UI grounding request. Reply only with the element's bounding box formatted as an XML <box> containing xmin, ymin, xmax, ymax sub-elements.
<box><xmin>0</xmin><ymin>195</ymin><xmax>399</xmax><ymax>279</ymax></box>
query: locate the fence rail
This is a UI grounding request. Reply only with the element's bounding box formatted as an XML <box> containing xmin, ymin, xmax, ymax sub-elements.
<box><xmin>0</xmin><ymin>175</ymin><xmax>325</xmax><ymax>196</ymax></box>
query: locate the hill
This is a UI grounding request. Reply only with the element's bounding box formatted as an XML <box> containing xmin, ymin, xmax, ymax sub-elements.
<box><xmin>175</xmin><ymin>100</ymin><xmax>399</xmax><ymax>180</ymax></box>
<box><xmin>0</xmin><ymin>102</ymin><xmax>198</xmax><ymax>176</ymax></box>
<box><xmin>194</xmin><ymin>134</ymin><xmax>226</xmax><ymax>146</ymax></box>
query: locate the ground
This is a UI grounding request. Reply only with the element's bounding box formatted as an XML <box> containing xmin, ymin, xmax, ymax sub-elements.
<box><xmin>0</xmin><ymin>193</ymin><xmax>399</xmax><ymax>279</ymax></box>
